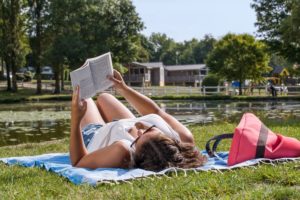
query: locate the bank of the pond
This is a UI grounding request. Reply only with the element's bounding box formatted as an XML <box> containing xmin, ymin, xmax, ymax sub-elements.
<box><xmin>0</xmin><ymin>122</ymin><xmax>299</xmax><ymax>199</ymax></box>
<box><xmin>2</xmin><ymin>88</ymin><xmax>300</xmax><ymax>103</ymax></box>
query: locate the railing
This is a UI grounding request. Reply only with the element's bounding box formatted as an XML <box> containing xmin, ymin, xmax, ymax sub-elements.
<box><xmin>123</xmin><ymin>74</ymin><xmax>149</xmax><ymax>82</ymax></box>
<box><xmin>2</xmin><ymin>81</ymin><xmax>300</xmax><ymax>96</ymax></box>
<box><xmin>124</xmin><ymin>75</ymin><xmax>204</xmax><ymax>83</ymax></box>
<box><xmin>165</xmin><ymin>75</ymin><xmax>202</xmax><ymax>83</ymax></box>
<box><xmin>122</xmin><ymin>85</ymin><xmax>300</xmax><ymax>96</ymax></box>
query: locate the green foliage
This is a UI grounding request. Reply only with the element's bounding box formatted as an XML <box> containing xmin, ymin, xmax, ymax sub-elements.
<box><xmin>270</xmin><ymin>54</ymin><xmax>293</xmax><ymax>68</ymax></box>
<box><xmin>193</xmin><ymin>35</ymin><xmax>216</xmax><ymax>63</ymax></box>
<box><xmin>27</xmin><ymin>0</ymin><xmax>51</xmax><ymax>94</ymax></box>
<box><xmin>147</xmin><ymin>33</ymin><xmax>216</xmax><ymax>65</ymax></box>
<box><xmin>148</xmin><ymin>33</ymin><xmax>176</xmax><ymax>63</ymax></box>
<box><xmin>102</xmin><ymin>0</ymin><xmax>144</xmax><ymax>64</ymax></box>
<box><xmin>251</xmin><ymin>0</ymin><xmax>300</xmax><ymax>66</ymax></box>
<box><xmin>1</xmin><ymin>0</ymin><xmax>145</xmax><ymax>93</ymax></box>
<box><xmin>38</xmin><ymin>0</ymin><xmax>144</xmax><ymax>93</ymax></box>
<box><xmin>47</xmin><ymin>0</ymin><xmax>143</xmax><ymax>67</ymax></box>
<box><xmin>251</xmin><ymin>0</ymin><xmax>291</xmax><ymax>43</ymax></box>
<box><xmin>0</xmin><ymin>0</ymin><xmax>29</xmax><ymax>91</ymax></box>
<box><xmin>202</xmin><ymin>74</ymin><xmax>220</xmax><ymax>86</ymax></box>
<box><xmin>280</xmin><ymin>0</ymin><xmax>300</xmax><ymax>64</ymax></box>
<box><xmin>113</xmin><ymin>62</ymin><xmax>128</xmax><ymax>74</ymax></box>
<box><xmin>206</xmin><ymin>34</ymin><xmax>271</xmax><ymax>95</ymax></box>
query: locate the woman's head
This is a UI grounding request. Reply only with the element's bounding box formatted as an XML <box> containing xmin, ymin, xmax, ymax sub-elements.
<box><xmin>133</xmin><ymin>133</ymin><xmax>207</xmax><ymax>172</ymax></box>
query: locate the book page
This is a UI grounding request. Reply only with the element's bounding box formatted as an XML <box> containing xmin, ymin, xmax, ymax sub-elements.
<box><xmin>70</xmin><ymin>65</ymin><xmax>96</xmax><ymax>99</ymax></box>
<box><xmin>88</xmin><ymin>52</ymin><xmax>114</xmax><ymax>92</ymax></box>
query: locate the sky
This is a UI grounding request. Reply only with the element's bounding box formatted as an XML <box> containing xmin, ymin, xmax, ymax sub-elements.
<box><xmin>131</xmin><ymin>0</ymin><xmax>257</xmax><ymax>42</ymax></box>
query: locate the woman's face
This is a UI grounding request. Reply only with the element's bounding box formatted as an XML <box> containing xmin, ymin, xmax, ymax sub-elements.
<box><xmin>133</xmin><ymin>125</ymin><xmax>162</xmax><ymax>152</ymax></box>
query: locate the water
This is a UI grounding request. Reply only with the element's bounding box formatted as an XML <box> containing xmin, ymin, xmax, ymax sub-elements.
<box><xmin>0</xmin><ymin>100</ymin><xmax>300</xmax><ymax>146</ymax></box>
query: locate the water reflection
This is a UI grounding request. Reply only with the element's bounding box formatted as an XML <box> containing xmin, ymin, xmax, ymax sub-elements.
<box><xmin>156</xmin><ymin>100</ymin><xmax>300</xmax><ymax>126</ymax></box>
<box><xmin>0</xmin><ymin>100</ymin><xmax>300</xmax><ymax>146</ymax></box>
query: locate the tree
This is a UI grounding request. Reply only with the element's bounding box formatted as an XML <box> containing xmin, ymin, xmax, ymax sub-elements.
<box><xmin>101</xmin><ymin>0</ymin><xmax>144</xmax><ymax>64</ymax></box>
<box><xmin>144</xmin><ymin>34</ymin><xmax>216</xmax><ymax>65</ymax></box>
<box><xmin>206</xmin><ymin>34</ymin><xmax>271</xmax><ymax>95</ymax></box>
<box><xmin>45</xmin><ymin>0</ymin><xmax>85</xmax><ymax>93</ymax></box>
<box><xmin>251</xmin><ymin>0</ymin><xmax>291</xmax><ymax>45</ymax></box>
<box><xmin>0</xmin><ymin>1</ymin><xmax>12</xmax><ymax>90</ymax></box>
<box><xmin>202</xmin><ymin>74</ymin><xmax>220</xmax><ymax>86</ymax></box>
<box><xmin>0</xmin><ymin>0</ymin><xmax>28</xmax><ymax>91</ymax></box>
<box><xmin>44</xmin><ymin>0</ymin><xmax>144</xmax><ymax>93</ymax></box>
<box><xmin>280</xmin><ymin>0</ymin><xmax>300</xmax><ymax>64</ymax></box>
<box><xmin>148</xmin><ymin>33</ymin><xmax>176</xmax><ymax>63</ymax></box>
<box><xmin>178</xmin><ymin>39</ymin><xmax>198</xmax><ymax>65</ymax></box>
<box><xmin>136</xmin><ymin>34</ymin><xmax>152</xmax><ymax>62</ymax></box>
<box><xmin>251</xmin><ymin>0</ymin><xmax>300</xmax><ymax>66</ymax></box>
<box><xmin>27</xmin><ymin>0</ymin><xmax>50</xmax><ymax>94</ymax></box>
<box><xmin>193</xmin><ymin>35</ymin><xmax>216</xmax><ymax>64</ymax></box>
<box><xmin>0</xmin><ymin>10</ymin><xmax>3</xmax><ymax>77</ymax></box>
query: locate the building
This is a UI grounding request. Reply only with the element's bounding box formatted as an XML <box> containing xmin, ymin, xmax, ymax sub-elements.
<box><xmin>164</xmin><ymin>64</ymin><xmax>208</xmax><ymax>86</ymax></box>
<box><xmin>266</xmin><ymin>66</ymin><xmax>290</xmax><ymax>85</ymax></box>
<box><xmin>123</xmin><ymin>62</ymin><xmax>164</xmax><ymax>86</ymax></box>
<box><xmin>123</xmin><ymin>62</ymin><xmax>208</xmax><ymax>87</ymax></box>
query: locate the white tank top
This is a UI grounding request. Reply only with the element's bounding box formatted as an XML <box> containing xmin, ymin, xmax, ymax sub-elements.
<box><xmin>86</xmin><ymin>114</ymin><xmax>181</xmax><ymax>166</ymax></box>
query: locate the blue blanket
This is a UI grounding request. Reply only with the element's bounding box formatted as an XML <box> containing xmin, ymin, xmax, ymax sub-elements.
<box><xmin>1</xmin><ymin>152</ymin><xmax>299</xmax><ymax>186</ymax></box>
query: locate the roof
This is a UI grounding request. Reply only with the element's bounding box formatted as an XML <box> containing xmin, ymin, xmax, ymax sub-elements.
<box><xmin>131</xmin><ymin>62</ymin><xmax>163</xmax><ymax>69</ymax></box>
<box><xmin>270</xmin><ymin>65</ymin><xmax>290</xmax><ymax>76</ymax></box>
<box><xmin>272</xmin><ymin>66</ymin><xmax>284</xmax><ymax>74</ymax></box>
<box><xmin>164</xmin><ymin>64</ymin><xmax>206</xmax><ymax>71</ymax></box>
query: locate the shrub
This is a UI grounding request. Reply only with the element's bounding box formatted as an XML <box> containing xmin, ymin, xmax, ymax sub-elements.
<box><xmin>202</xmin><ymin>74</ymin><xmax>220</xmax><ymax>86</ymax></box>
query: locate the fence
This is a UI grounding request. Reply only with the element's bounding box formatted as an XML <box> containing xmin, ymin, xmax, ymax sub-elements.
<box><xmin>2</xmin><ymin>81</ymin><xmax>300</xmax><ymax>96</ymax></box>
<box><xmin>123</xmin><ymin>85</ymin><xmax>300</xmax><ymax>96</ymax></box>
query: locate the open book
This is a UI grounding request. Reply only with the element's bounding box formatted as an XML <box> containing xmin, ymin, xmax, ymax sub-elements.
<box><xmin>70</xmin><ymin>52</ymin><xmax>114</xmax><ymax>99</ymax></box>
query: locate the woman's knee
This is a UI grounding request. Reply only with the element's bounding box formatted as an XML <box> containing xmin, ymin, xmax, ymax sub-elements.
<box><xmin>97</xmin><ymin>93</ymin><xmax>115</xmax><ymax>105</ymax></box>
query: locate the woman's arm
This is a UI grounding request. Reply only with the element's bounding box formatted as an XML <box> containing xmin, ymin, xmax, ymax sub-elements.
<box><xmin>109</xmin><ymin>70</ymin><xmax>195</xmax><ymax>144</ymax></box>
<box><xmin>75</xmin><ymin>141</ymin><xmax>130</xmax><ymax>169</ymax></box>
<box><xmin>70</xmin><ymin>86</ymin><xmax>130</xmax><ymax>168</ymax></box>
<box><xmin>69</xmin><ymin>86</ymin><xmax>88</xmax><ymax>166</ymax></box>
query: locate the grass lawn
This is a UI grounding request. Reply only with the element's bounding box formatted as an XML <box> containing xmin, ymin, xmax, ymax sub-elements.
<box><xmin>0</xmin><ymin>88</ymin><xmax>72</xmax><ymax>103</ymax></box>
<box><xmin>0</xmin><ymin>117</ymin><xmax>299</xmax><ymax>199</ymax></box>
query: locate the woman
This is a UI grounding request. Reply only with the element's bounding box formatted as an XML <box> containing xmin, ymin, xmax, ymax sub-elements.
<box><xmin>70</xmin><ymin>70</ymin><xmax>207</xmax><ymax>171</ymax></box>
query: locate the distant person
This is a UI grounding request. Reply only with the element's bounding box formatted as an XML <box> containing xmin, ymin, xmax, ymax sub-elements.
<box><xmin>69</xmin><ymin>70</ymin><xmax>207</xmax><ymax>171</ymax></box>
<box><xmin>250</xmin><ymin>82</ymin><xmax>255</xmax><ymax>96</ymax></box>
<box><xmin>270</xmin><ymin>83</ymin><xmax>277</xmax><ymax>97</ymax></box>
<box><xmin>281</xmin><ymin>84</ymin><xmax>288</xmax><ymax>96</ymax></box>
<box><xmin>265</xmin><ymin>83</ymin><xmax>270</xmax><ymax>95</ymax></box>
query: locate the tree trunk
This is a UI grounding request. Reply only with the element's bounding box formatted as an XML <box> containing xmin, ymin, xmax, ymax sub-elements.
<box><xmin>60</xmin><ymin>67</ymin><xmax>64</xmax><ymax>91</ymax></box>
<box><xmin>35</xmin><ymin>1</ymin><xmax>42</xmax><ymax>94</ymax></box>
<box><xmin>0</xmin><ymin>57</ymin><xmax>4</xmax><ymax>77</ymax></box>
<box><xmin>4</xmin><ymin>57</ymin><xmax>12</xmax><ymax>91</ymax></box>
<box><xmin>239</xmin><ymin>79</ymin><xmax>243</xmax><ymax>95</ymax></box>
<box><xmin>10</xmin><ymin>0</ymin><xmax>19</xmax><ymax>92</ymax></box>
<box><xmin>36</xmin><ymin>65</ymin><xmax>42</xmax><ymax>94</ymax></box>
<box><xmin>10</xmin><ymin>53</ymin><xmax>18</xmax><ymax>92</ymax></box>
<box><xmin>54</xmin><ymin>65</ymin><xmax>60</xmax><ymax>94</ymax></box>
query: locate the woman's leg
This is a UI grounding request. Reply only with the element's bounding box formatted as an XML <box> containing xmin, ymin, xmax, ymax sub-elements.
<box><xmin>80</xmin><ymin>98</ymin><xmax>106</xmax><ymax>129</ymax></box>
<box><xmin>96</xmin><ymin>93</ymin><xmax>135</xmax><ymax>123</ymax></box>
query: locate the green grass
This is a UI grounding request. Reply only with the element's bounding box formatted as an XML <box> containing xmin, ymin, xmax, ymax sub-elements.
<box><xmin>0</xmin><ymin>119</ymin><xmax>299</xmax><ymax>199</ymax></box>
<box><xmin>0</xmin><ymin>88</ymin><xmax>72</xmax><ymax>103</ymax></box>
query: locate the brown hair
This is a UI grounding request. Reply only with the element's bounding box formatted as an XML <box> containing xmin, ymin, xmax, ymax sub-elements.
<box><xmin>134</xmin><ymin>134</ymin><xmax>207</xmax><ymax>172</ymax></box>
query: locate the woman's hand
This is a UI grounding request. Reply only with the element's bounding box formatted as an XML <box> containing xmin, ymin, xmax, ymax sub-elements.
<box><xmin>108</xmin><ymin>69</ymin><xmax>127</xmax><ymax>92</ymax></box>
<box><xmin>71</xmin><ymin>86</ymin><xmax>87</xmax><ymax>122</ymax></box>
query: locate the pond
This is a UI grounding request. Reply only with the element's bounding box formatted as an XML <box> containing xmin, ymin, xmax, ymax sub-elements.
<box><xmin>0</xmin><ymin>100</ymin><xmax>300</xmax><ymax>147</ymax></box>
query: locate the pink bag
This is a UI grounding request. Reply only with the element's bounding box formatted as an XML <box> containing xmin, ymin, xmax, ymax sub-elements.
<box><xmin>206</xmin><ymin>113</ymin><xmax>300</xmax><ymax>166</ymax></box>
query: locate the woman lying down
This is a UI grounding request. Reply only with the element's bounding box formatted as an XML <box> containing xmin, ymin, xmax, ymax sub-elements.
<box><xmin>70</xmin><ymin>70</ymin><xmax>207</xmax><ymax>171</ymax></box>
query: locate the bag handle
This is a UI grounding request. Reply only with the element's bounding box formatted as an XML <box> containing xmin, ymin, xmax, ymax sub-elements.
<box><xmin>205</xmin><ymin>133</ymin><xmax>234</xmax><ymax>157</ymax></box>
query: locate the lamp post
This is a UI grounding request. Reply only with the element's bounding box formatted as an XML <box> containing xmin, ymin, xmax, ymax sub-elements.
<box><xmin>176</xmin><ymin>51</ymin><xmax>179</xmax><ymax>65</ymax></box>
